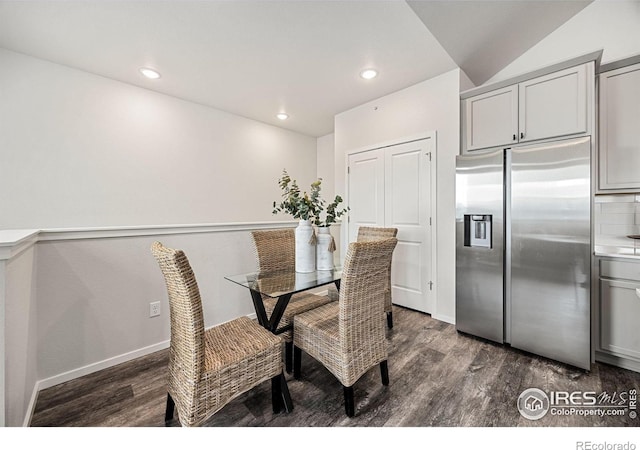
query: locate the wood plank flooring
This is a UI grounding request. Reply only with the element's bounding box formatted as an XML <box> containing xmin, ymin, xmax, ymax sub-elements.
<box><xmin>30</xmin><ymin>307</ymin><xmax>640</xmax><ymax>427</ymax></box>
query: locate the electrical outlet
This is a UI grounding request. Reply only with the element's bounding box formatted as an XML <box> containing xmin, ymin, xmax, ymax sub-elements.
<box><xmin>150</xmin><ymin>301</ymin><xmax>161</xmax><ymax>318</ymax></box>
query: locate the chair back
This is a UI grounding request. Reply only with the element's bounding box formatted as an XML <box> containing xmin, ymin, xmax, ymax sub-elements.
<box><xmin>251</xmin><ymin>228</ymin><xmax>295</xmax><ymax>273</ymax></box>
<box><xmin>357</xmin><ymin>227</ymin><xmax>398</xmax><ymax>308</ymax></box>
<box><xmin>151</xmin><ymin>242</ymin><xmax>205</xmax><ymax>384</ymax></box>
<box><xmin>338</xmin><ymin>238</ymin><xmax>398</xmax><ymax>350</ymax></box>
<box><xmin>357</xmin><ymin>226</ymin><xmax>398</xmax><ymax>242</ymax></box>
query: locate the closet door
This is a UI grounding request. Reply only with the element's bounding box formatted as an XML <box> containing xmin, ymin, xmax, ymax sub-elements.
<box><xmin>347</xmin><ymin>148</ymin><xmax>385</xmax><ymax>243</ymax></box>
<box><xmin>347</xmin><ymin>138</ymin><xmax>434</xmax><ymax>314</ymax></box>
<box><xmin>384</xmin><ymin>139</ymin><xmax>433</xmax><ymax>313</ymax></box>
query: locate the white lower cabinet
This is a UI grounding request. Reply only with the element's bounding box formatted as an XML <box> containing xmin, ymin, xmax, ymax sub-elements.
<box><xmin>597</xmin><ymin>259</ymin><xmax>640</xmax><ymax>372</ymax></box>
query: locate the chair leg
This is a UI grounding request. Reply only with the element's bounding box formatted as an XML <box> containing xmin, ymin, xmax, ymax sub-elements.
<box><xmin>280</xmin><ymin>372</ymin><xmax>294</xmax><ymax>413</ymax></box>
<box><xmin>380</xmin><ymin>360</ymin><xmax>389</xmax><ymax>386</ymax></box>
<box><xmin>271</xmin><ymin>375</ymin><xmax>283</xmax><ymax>413</ymax></box>
<box><xmin>387</xmin><ymin>311</ymin><xmax>393</xmax><ymax>329</ymax></box>
<box><xmin>293</xmin><ymin>345</ymin><xmax>302</xmax><ymax>379</ymax></box>
<box><xmin>165</xmin><ymin>393</ymin><xmax>175</xmax><ymax>425</ymax></box>
<box><xmin>343</xmin><ymin>385</ymin><xmax>355</xmax><ymax>417</ymax></box>
<box><xmin>285</xmin><ymin>341</ymin><xmax>293</xmax><ymax>373</ymax></box>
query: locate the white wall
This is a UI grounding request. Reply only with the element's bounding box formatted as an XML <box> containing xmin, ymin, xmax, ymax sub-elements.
<box><xmin>317</xmin><ymin>133</ymin><xmax>336</xmax><ymax>201</ymax></box>
<box><xmin>334</xmin><ymin>68</ymin><xmax>462</xmax><ymax>323</ymax></box>
<box><xmin>487</xmin><ymin>0</ymin><xmax>640</xmax><ymax>84</ymax></box>
<box><xmin>0</xmin><ymin>49</ymin><xmax>317</xmax><ymax>229</ymax></box>
<box><xmin>34</xmin><ymin>227</ymin><xmax>270</xmax><ymax>383</ymax></box>
<box><xmin>315</xmin><ymin>133</ymin><xmax>343</xmax><ymax>262</ymax></box>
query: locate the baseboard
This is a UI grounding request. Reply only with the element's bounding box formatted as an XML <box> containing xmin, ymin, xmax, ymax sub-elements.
<box><xmin>595</xmin><ymin>350</ymin><xmax>640</xmax><ymax>373</ymax></box>
<box><xmin>432</xmin><ymin>313</ymin><xmax>455</xmax><ymax>325</ymax></box>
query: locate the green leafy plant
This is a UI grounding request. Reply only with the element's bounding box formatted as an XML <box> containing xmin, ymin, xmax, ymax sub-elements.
<box><xmin>272</xmin><ymin>169</ymin><xmax>322</xmax><ymax>221</ymax></box>
<box><xmin>272</xmin><ymin>169</ymin><xmax>349</xmax><ymax>226</ymax></box>
<box><xmin>319</xmin><ymin>194</ymin><xmax>349</xmax><ymax>227</ymax></box>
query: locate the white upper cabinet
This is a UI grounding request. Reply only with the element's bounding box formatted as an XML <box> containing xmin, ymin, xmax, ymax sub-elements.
<box><xmin>463</xmin><ymin>85</ymin><xmax>518</xmax><ymax>151</ymax></box>
<box><xmin>518</xmin><ymin>64</ymin><xmax>588</xmax><ymax>142</ymax></box>
<box><xmin>462</xmin><ymin>60</ymin><xmax>593</xmax><ymax>153</ymax></box>
<box><xmin>598</xmin><ymin>61</ymin><xmax>640</xmax><ymax>192</ymax></box>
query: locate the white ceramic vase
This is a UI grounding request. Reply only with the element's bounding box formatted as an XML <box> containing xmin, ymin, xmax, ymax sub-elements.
<box><xmin>316</xmin><ymin>227</ymin><xmax>335</xmax><ymax>271</ymax></box>
<box><xmin>295</xmin><ymin>219</ymin><xmax>316</xmax><ymax>273</ymax></box>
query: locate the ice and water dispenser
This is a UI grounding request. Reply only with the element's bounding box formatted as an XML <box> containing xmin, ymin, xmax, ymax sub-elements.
<box><xmin>463</xmin><ymin>215</ymin><xmax>492</xmax><ymax>249</ymax></box>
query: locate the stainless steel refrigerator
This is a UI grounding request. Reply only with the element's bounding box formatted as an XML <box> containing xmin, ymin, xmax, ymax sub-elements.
<box><xmin>455</xmin><ymin>136</ymin><xmax>591</xmax><ymax>370</ymax></box>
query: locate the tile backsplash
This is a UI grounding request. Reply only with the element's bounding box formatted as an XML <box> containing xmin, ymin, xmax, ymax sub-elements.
<box><xmin>594</xmin><ymin>194</ymin><xmax>640</xmax><ymax>255</ymax></box>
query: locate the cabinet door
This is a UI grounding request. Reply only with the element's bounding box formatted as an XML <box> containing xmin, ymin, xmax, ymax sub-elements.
<box><xmin>599</xmin><ymin>278</ymin><xmax>640</xmax><ymax>360</ymax></box>
<box><xmin>598</xmin><ymin>63</ymin><xmax>640</xmax><ymax>191</ymax></box>
<box><xmin>462</xmin><ymin>85</ymin><xmax>518</xmax><ymax>152</ymax></box>
<box><xmin>519</xmin><ymin>64</ymin><xmax>588</xmax><ymax>142</ymax></box>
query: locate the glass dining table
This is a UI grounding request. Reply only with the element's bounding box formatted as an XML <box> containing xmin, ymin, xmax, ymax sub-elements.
<box><xmin>224</xmin><ymin>267</ymin><xmax>342</xmax><ymax>336</ymax></box>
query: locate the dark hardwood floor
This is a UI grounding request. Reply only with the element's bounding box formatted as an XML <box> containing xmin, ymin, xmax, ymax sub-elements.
<box><xmin>30</xmin><ymin>306</ymin><xmax>640</xmax><ymax>427</ymax></box>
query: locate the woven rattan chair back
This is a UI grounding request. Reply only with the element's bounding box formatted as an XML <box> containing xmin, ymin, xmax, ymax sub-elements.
<box><xmin>356</xmin><ymin>226</ymin><xmax>398</xmax><ymax>243</ymax></box>
<box><xmin>339</xmin><ymin>238</ymin><xmax>398</xmax><ymax>360</ymax></box>
<box><xmin>151</xmin><ymin>241</ymin><xmax>205</xmax><ymax>384</ymax></box>
<box><xmin>251</xmin><ymin>228</ymin><xmax>296</xmax><ymax>273</ymax></box>
<box><xmin>356</xmin><ymin>226</ymin><xmax>398</xmax><ymax>328</ymax></box>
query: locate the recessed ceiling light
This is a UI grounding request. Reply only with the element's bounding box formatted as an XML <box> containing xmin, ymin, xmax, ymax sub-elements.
<box><xmin>276</xmin><ymin>113</ymin><xmax>289</xmax><ymax>120</ymax></box>
<box><xmin>139</xmin><ymin>68</ymin><xmax>161</xmax><ymax>79</ymax></box>
<box><xmin>360</xmin><ymin>69</ymin><xmax>378</xmax><ymax>80</ymax></box>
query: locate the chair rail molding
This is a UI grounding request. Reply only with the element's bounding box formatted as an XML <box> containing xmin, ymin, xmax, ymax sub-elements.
<box><xmin>37</xmin><ymin>220</ymin><xmax>299</xmax><ymax>242</ymax></box>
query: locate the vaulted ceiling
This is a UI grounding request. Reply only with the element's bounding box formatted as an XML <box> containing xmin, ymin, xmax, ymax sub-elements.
<box><xmin>0</xmin><ymin>1</ymin><xmax>592</xmax><ymax>137</ymax></box>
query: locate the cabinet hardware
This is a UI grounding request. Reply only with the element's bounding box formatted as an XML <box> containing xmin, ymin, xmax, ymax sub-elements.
<box><xmin>520</xmin><ymin>132</ymin><xmax>524</xmax><ymax>139</ymax></box>
<box><xmin>513</xmin><ymin>134</ymin><xmax>516</xmax><ymax>141</ymax></box>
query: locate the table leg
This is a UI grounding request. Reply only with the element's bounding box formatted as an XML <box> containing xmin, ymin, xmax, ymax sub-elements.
<box><xmin>249</xmin><ymin>289</ymin><xmax>269</xmax><ymax>327</ymax></box>
<box><xmin>268</xmin><ymin>293</ymin><xmax>292</xmax><ymax>332</ymax></box>
<box><xmin>280</xmin><ymin>372</ymin><xmax>293</xmax><ymax>412</ymax></box>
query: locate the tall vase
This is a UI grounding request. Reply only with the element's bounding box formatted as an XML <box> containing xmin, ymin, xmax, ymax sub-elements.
<box><xmin>295</xmin><ymin>219</ymin><xmax>316</xmax><ymax>273</ymax></box>
<box><xmin>316</xmin><ymin>226</ymin><xmax>335</xmax><ymax>271</ymax></box>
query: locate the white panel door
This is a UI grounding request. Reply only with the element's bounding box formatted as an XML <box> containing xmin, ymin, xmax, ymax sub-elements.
<box><xmin>347</xmin><ymin>148</ymin><xmax>384</xmax><ymax>243</ymax></box>
<box><xmin>347</xmin><ymin>137</ymin><xmax>434</xmax><ymax>314</ymax></box>
<box><xmin>384</xmin><ymin>139</ymin><xmax>433</xmax><ymax>313</ymax></box>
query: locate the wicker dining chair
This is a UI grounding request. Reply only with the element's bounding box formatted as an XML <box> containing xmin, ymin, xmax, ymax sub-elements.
<box><xmin>151</xmin><ymin>241</ymin><xmax>291</xmax><ymax>427</ymax></box>
<box><xmin>251</xmin><ymin>228</ymin><xmax>334</xmax><ymax>372</ymax></box>
<box><xmin>293</xmin><ymin>238</ymin><xmax>398</xmax><ymax>417</ymax></box>
<box><xmin>357</xmin><ymin>226</ymin><xmax>398</xmax><ymax>329</ymax></box>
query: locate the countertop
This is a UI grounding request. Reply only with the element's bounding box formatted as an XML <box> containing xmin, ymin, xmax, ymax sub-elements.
<box><xmin>595</xmin><ymin>245</ymin><xmax>640</xmax><ymax>260</ymax></box>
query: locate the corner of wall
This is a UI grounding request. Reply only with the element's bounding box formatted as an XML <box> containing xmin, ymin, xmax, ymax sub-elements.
<box><xmin>459</xmin><ymin>69</ymin><xmax>476</xmax><ymax>93</ymax></box>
